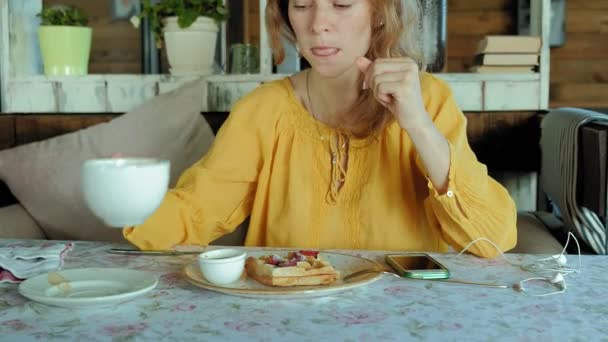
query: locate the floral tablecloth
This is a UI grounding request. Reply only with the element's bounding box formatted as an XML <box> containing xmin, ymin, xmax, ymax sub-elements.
<box><xmin>0</xmin><ymin>239</ymin><xmax>606</xmax><ymax>341</ymax></box>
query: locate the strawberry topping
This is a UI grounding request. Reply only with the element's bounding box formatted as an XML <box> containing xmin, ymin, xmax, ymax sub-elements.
<box><xmin>262</xmin><ymin>254</ymin><xmax>284</xmax><ymax>266</ymax></box>
<box><xmin>262</xmin><ymin>250</ymin><xmax>320</xmax><ymax>267</ymax></box>
<box><xmin>298</xmin><ymin>250</ymin><xmax>319</xmax><ymax>258</ymax></box>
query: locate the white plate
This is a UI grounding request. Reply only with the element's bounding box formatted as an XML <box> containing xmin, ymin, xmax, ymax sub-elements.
<box><xmin>183</xmin><ymin>251</ymin><xmax>383</xmax><ymax>299</ymax></box>
<box><xmin>18</xmin><ymin>268</ymin><xmax>158</xmax><ymax>308</ymax></box>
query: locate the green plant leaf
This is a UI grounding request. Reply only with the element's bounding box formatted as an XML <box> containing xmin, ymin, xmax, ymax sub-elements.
<box><xmin>37</xmin><ymin>5</ymin><xmax>88</xmax><ymax>26</ymax></box>
<box><xmin>178</xmin><ymin>10</ymin><xmax>198</xmax><ymax>28</ymax></box>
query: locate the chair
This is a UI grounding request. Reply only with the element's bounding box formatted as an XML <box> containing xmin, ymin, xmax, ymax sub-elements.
<box><xmin>512</xmin><ymin>108</ymin><xmax>608</xmax><ymax>255</ymax></box>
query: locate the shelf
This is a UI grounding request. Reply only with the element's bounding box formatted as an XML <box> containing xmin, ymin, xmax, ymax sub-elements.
<box><xmin>11</xmin><ymin>72</ymin><xmax>540</xmax><ymax>83</ymax></box>
<box><xmin>1</xmin><ymin>72</ymin><xmax>544</xmax><ymax>113</ymax></box>
<box><xmin>0</xmin><ymin>0</ymin><xmax>551</xmax><ymax>114</ymax></box>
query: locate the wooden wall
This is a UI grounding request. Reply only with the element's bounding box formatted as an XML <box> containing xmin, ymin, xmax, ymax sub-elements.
<box><xmin>550</xmin><ymin>0</ymin><xmax>608</xmax><ymax>109</ymax></box>
<box><xmin>41</xmin><ymin>1</ymin><xmax>607</xmax><ymax>108</ymax></box>
<box><xmin>448</xmin><ymin>0</ymin><xmax>608</xmax><ymax>109</ymax></box>
<box><xmin>447</xmin><ymin>0</ymin><xmax>516</xmax><ymax>71</ymax></box>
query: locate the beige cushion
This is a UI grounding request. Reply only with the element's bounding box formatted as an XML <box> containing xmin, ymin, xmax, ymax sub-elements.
<box><xmin>0</xmin><ymin>81</ymin><xmax>214</xmax><ymax>242</ymax></box>
<box><xmin>511</xmin><ymin>211</ymin><xmax>564</xmax><ymax>254</ymax></box>
<box><xmin>0</xmin><ymin>204</ymin><xmax>46</xmax><ymax>239</ymax></box>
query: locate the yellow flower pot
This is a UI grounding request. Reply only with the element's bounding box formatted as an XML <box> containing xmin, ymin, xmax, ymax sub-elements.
<box><xmin>38</xmin><ymin>26</ymin><xmax>92</xmax><ymax>76</ymax></box>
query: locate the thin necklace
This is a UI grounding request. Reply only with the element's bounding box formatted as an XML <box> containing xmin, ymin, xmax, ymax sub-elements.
<box><xmin>306</xmin><ymin>69</ymin><xmax>327</xmax><ymax>142</ymax></box>
<box><xmin>305</xmin><ymin>69</ymin><xmax>347</xmax><ymax>149</ymax></box>
<box><xmin>306</xmin><ymin>69</ymin><xmax>348</xmax><ymax>203</ymax></box>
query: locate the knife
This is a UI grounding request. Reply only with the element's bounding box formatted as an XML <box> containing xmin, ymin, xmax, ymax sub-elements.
<box><xmin>107</xmin><ymin>248</ymin><xmax>204</xmax><ymax>256</ymax></box>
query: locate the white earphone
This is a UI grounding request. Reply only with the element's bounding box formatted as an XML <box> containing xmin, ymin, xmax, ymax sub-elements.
<box><xmin>548</xmin><ymin>254</ymin><xmax>568</xmax><ymax>266</ymax></box>
<box><xmin>457</xmin><ymin>232</ymin><xmax>581</xmax><ymax>297</ymax></box>
<box><xmin>521</xmin><ymin>254</ymin><xmax>576</xmax><ymax>275</ymax></box>
<box><xmin>550</xmin><ymin>272</ymin><xmax>565</xmax><ymax>284</ymax></box>
<box><xmin>516</xmin><ymin>271</ymin><xmax>567</xmax><ymax>296</ymax></box>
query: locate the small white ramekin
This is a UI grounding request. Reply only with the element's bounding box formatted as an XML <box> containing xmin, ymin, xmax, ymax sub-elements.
<box><xmin>197</xmin><ymin>249</ymin><xmax>246</xmax><ymax>285</ymax></box>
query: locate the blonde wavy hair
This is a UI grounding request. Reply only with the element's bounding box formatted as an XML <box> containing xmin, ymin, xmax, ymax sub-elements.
<box><xmin>266</xmin><ymin>0</ymin><xmax>426</xmax><ymax>137</ymax></box>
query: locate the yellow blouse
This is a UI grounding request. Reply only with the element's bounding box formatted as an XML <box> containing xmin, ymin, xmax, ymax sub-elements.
<box><xmin>124</xmin><ymin>73</ymin><xmax>517</xmax><ymax>258</ymax></box>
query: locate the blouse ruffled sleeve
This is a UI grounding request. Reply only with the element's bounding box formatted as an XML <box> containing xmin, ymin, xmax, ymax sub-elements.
<box><xmin>416</xmin><ymin>74</ymin><xmax>517</xmax><ymax>258</ymax></box>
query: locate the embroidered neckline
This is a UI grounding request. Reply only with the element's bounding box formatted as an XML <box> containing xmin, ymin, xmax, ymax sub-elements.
<box><xmin>280</xmin><ymin>78</ymin><xmax>378</xmax><ymax>149</ymax></box>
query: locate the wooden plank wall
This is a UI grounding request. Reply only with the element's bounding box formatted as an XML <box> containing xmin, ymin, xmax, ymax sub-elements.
<box><xmin>447</xmin><ymin>0</ymin><xmax>515</xmax><ymax>72</ymax></box>
<box><xmin>39</xmin><ymin>1</ymin><xmax>607</xmax><ymax>108</ymax></box>
<box><xmin>243</xmin><ymin>0</ymin><xmax>260</xmax><ymax>44</ymax></box>
<box><xmin>550</xmin><ymin>0</ymin><xmax>608</xmax><ymax>109</ymax></box>
<box><xmin>448</xmin><ymin>0</ymin><xmax>608</xmax><ymax>109</ymax></box>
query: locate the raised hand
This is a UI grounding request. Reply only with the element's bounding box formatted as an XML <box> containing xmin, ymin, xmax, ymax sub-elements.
<box><xmin>356</xmin><ymin>56</ymin><xmax>429</xmax><ymax>130</ymax></box>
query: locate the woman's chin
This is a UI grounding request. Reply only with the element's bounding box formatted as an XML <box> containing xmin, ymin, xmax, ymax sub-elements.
<box><xmin>310</xmin><ymin>64</ymin><xmax>356</xmax><ymax>79</ymax></box>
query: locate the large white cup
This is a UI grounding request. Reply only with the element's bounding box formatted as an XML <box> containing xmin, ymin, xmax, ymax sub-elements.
<box><xmin>81</xmin><ymin>158</ymin><xmax>170</xmax><ymax>227</ymax></box>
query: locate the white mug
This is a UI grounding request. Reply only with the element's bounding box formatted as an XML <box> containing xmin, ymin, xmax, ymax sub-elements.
<box><xmin>81</xmin><ymin>158</ymin><xmax>170</xmax><ymax>227</ymax></box>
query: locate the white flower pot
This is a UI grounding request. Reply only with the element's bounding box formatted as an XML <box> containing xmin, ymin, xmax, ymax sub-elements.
<box><xmin>163</xmin><ymin>16</ymin><xmax>219</xmax><ymax>76</ymax></box>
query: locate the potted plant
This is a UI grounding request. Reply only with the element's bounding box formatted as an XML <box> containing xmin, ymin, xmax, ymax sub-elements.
<box><xmin>132</xmin><ymin>0</ymin><xmax>229</xmax><ymax>75</ymax></box>
<box><xmin>37</xmin><ymin>5</ymin><xmax>92</xmax><ymax>76</ymax></box>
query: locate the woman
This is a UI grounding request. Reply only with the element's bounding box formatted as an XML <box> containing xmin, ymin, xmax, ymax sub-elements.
<box><xmin>124</xmin><ymin>0</ymin><xmax>517</xmax><ymax>258</ymax></box>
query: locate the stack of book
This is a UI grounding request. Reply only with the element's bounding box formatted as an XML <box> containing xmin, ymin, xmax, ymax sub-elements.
<box><xmin>470</xmin><ymin>35</ymin><xmax>541</xmax><ymax>73</ymax></box>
